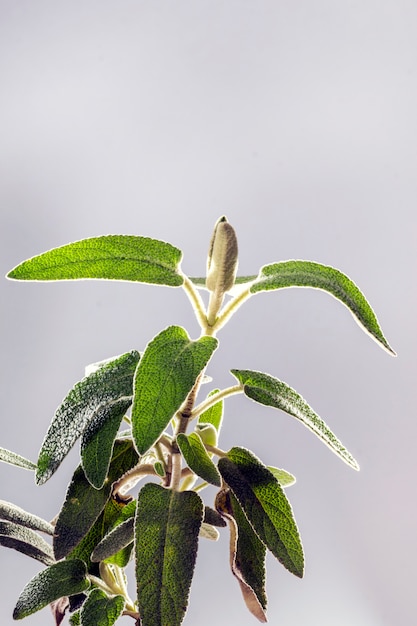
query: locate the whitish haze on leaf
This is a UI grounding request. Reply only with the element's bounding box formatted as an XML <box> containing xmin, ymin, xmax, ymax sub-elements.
<box><xmin>80</xmin><ymin>589</ymin><xmax>125</xmax><ymax>626</ymax></box>
<box><xmin>231</xmin><ymin>369</ymin><xmax>359</xmax><ymax>470</ymax></box>
<box><xmin>0</xmin><ymin>520</ymin><xmax>54</xmax><ymax>565</ymax></box>
<box><xmin>91</xmin><ymin>518</ymin><xmax>134</xmax><ymax>562</ymax></box>
<box><xmin>7</xmin><ymin>235</ymin><xmax>184</xmax><ymax>286</ymax></box>
<box><xmin>0</xmin><ymin>500</ymin><xmax>54</xmax><ymax>535</ymax></box>
<box><xmin>250</xmin><ymin>260</ymin><xmax>395</xmax><ymax>354</ymax></box>
<box><xmin>177</xmin><ymin>433</ymin><xmax>221</xmax><ymax>486</ymax></box>
<box><xmin>0</xmin><ymin>447</ymin><xmax>36</xmax><ymax>470</ymax></box>
<box><xmin>36</xmin><ymin>351</ymin><xmax>139</xmax><ymax>485</ymax></box>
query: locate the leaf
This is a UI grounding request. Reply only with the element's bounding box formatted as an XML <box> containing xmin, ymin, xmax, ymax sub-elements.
<box><xmin>81</xmin><ymin>397</ymin><xmax>133</xmax><ymax>489</ymax></box>
<box><xmin>36</xmin><ymin>350</ymin><xmax>139</xmax><ymax>485</ymax></box>
<box><xmin>7</xmin><ymin>235</ymin><xmax>184</xmax><ymax>286</ymax></box>
<box><xmin>0</xmin><ymin>447</ymin><xmax>36</xmax><ymax>470</ymax></box>
<box><xmin>0</xmin><ymin>500</ymin><xmax>54</xmax><ymax>534</ymax></box>
<box><xmin>198</xmin><ymin>388</ymin><xmax>224</xmax><ymax>433</ymax></box>
<box><xmin>231</xmin><ymin>369</ymin><xmax>359</xmax><ymax>470</ymax></box>
<box><xmin>218</xmin><ymin>447</ymin><xmax>304</xmax><ymax>578</ymax></box>
<box><xmin>215</xmin><ymin>489</ymin><xmax>267</xmax><ymax>622</ymax></box>
<box><xmin>13</xmin><ymin>559</ymin><xmax>89</xmax><ymax>620</ymax></box>
<box><xmin>53</xmin><ymin>440</ymin><xmax>138</xmax><ymax>560</ymax></box>
<box><xmin>267</xmin><ymin>467</ymin><xmax>296</xmax><ymax>487</ymax></box>
<box><xmin>50</xmin><ymin>596</ymin><xmax>70</xmax><ymax>626</ymax></box>
<box><xmin>80</xmin><ymin>589</ymin><xmax>125</xmax><ymax>626</ymax></box>
<box><xmin>203</xmin><ymin>506</ymin><xmax>227</xmax><ymax>528</ymax></box>
<box><xmin>91</xmin><ymin>518</ymin><xmax>134</xmax><ymax>563</ymax></box>
<box><xmin>0</xmin><ymin>520</ymin><xmax>54</xmax><ymax>565</ymax></box>
<box><xmin>177</xmin><ymin>433</ymin><xmax>221</xmax><ymax>486</ymax></box>
<box><xmin>199</xmin><ymin>523</ymin><xmax>220</xmax><ymax>541</ymax></box>
<box><xmin>135</xmin><ymin>483</ymin><xmax>203</xmax><ymax>626</ymax></box>
<box><xmin>132</xmin><ymin>326</ymin><xmax>218</xmax><ymax>456</ymax></box>
<box><xmin>250</xmin><ymin>260</ymin><xmax>395</xmax><ymax>355</ymax></box>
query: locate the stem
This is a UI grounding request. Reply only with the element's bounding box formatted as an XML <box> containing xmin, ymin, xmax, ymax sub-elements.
<box><xmin>204</xmin><ymin>443</ymin><xmax>227</xmax><ymax>458</ymax></box>
<box><xmin>112</xmin><ymin>463</ymin><xmax>158</xmax><ymax>499</ymax></box>
<box><xmin>210</xmin><ymin>285</ymin><xmax>252</xmax><ymax>333</ymax></box>
<box><xmin>181</xmin><ymin>274</ymin><xmax>208</xmax><ymax>331</ymax></box>
<box><xmin>191</xmin><ymin>384</ymin><xmax>243</xmax><ymax>420</ymax></box>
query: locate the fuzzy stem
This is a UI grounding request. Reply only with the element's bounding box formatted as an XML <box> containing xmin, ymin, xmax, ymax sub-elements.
<box><xmin>190</xmin><ymin>384</ymin><xmax>243</xmax><ymax>420</ymax></box>
<box><xmin>181</xmin><ymin>274</ymin><xmax>208</xmax><ymax>331</ymax></box>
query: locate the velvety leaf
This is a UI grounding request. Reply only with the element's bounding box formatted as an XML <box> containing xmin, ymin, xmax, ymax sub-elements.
<box><xmin>132</xmin><ymin>326</ymin><xmax>218</xmax><ymax>455</ymax></box>
<box><xmin>7</xmin><ymin>235</ymin><xmax>184</xmax><ymax>286</ymax></box>
<box><xmin>54</xmin><ymin>441</ymin><xmax>138</xmax><ymax>560</ymax></box>
<box><xmin>135</xmin><ymin>483</ymin><xmax>203</xmax><ymax>626</ymax></box>
<box><xmin>0</xmin><ymin>447</ymin><xmax>36</xmax><ymax>470</ymax></box>
<box><xmin>177</xmin><ymin>433</ymin><xmax>221</xmax><ymax>486</ymax></box>
<box><xmin>250</xmin><ymin>260</ymin><xmax>395</xmax><ymax>354</ymax></box>
<box><xmin>80</xmin><ymin>589</ymin><xmax>125</xmax><ymax>626</ymax></box>
<box><xmin>0</xmin><ymin>500</ymin><xmax>54</xmax><ymax>534</ymax></box>
<box><xmin>218</xmin><ymin>447</ymin><xmax>304</xmax><ymax>578</ymax></box>
<box><xmin>197</xmin><ymin>389</ymin><xmax>224</xmax><ymax>434</ymax></box>
<box><xmin>69</xmin><ymin>611</ymin><xmax>81</xmax><ymax>625</ymax></box>
<box><xmin>36</xmin><ymin>351</ymin><xmax>140</xmax><ymax>485</ymax></box>
<box><xmin>81</xmin><ymin>397</ymin><xmax>133</xmax><ymax>489</ymax></box>
<box><xmin>231</xmin><ymin>369</ymin><xmax>359</xmax><ymax>470</ymax></box>
<box><xmin>199</xmin><ymin>523</ymin><xmax>220</xmax><ymax>541</ymax></box>
<box><xmin>267</xmin><ymin>467</ymin><xmax>296</xmax><ymax>487</ymax></box>
<box><xmin>91</xmin><ymin>518</ymin><xmax>134</xmax><ymax>563</ymax></box>
<box><xmin>203</xmin><ymin>506</ymin><xmax>227</xmax><ymax>528</ymax></box>
<box><xmin>0</xmin><ymin>520</ymin><xmax>54</xmax><ymax>565</ymax></box>
<box><xmin>13</xmin><ymin>560</ymin><xmax>89</xmax><ymax>620</ymax></box>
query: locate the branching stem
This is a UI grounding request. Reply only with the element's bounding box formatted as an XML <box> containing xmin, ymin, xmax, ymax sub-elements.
<box><xmin>191</xmin><ymin>384</ymin><xmax>243</xmax><ymax>420</ymax></box>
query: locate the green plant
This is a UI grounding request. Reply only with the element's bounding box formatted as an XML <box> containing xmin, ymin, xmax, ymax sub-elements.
<box><xmin>1</xmin><ymin>217</ymin><xmax>395</xmax><ymax>626</ymax></box>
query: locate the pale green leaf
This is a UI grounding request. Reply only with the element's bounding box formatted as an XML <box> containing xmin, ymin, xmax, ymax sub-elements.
<box><xmin>7</xmin><ymin>235</ymin><xmax>184</xmax><ymax>286</ymax></box>
<box><xmin>132</xmin><ymin>326</ymin><xmax>218</xmax><ymax>456</ymax></box>
<box><xmin>0</xmin><ymin>447</ymin><xmax>36</xmax><ymax>470</ymax></box>
<box><xmin>0</xmin><ymin>500</ymin><xmax>54</xmax><ymax>535</ymax></box>
<box><xmin>198</xmin><ymin>388</ymin><xmax>224</xmax><ymax>434</ymax></box>
<box><xmin>231</xmin><ymin>369</ymin><xmax>359</xmax><ymax>470</ymax></box>
<box><xmin>199</xmin><ymin>523</ymin><xmax>220</xmax><ymax>541</ymax></box>
<box><xmin>267</xmin><ymin>467</ymin><xmax>296</xmax><ymax>487</ymax></box>
<box><xmin>177</xmin><ymin>433</ymin><xmax>221</xmax><ymax>486</ymax></box>
<box><xmin>80</xmin><ymin>589</ymin><xmax>125</xmax><ymax>626</ymax></box>
<box><xmin>0</xmin><ymin>520</ymin><xmax>54</xmax><ymax>565</ymax></box>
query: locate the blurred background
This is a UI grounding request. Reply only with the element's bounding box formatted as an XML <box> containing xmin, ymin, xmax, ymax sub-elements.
<box><xmin>0</xmin><ymin>2</ymin><xmax>416</xmax><ymax>625</ymax></box>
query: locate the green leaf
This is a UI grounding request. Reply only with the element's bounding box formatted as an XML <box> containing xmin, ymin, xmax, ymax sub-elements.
<box><xmin>0</xmin><ymin>520</ymin><xmax>54</xmax><ymax>565</ymax></box>
<box><xmin>135</xmin><ymin>483</ymin><xmax>203</xmax><ymax>626</ymax></box>
<box><xmin>91</xmin><ymin>518</ymin><xmax>134</xmax><ymax>563</ymax></box>
<box><xmin>80</xmin><ymin>589</ymin><xmax>125</xmax><ymax>626</ymax></box>
<box><xmin>218</xmin><ymin>447</ymin><xmax>304</xmax><ymax>578</ymax></box>
<box><xmin>250</xmin><ymin>260</ymin><xmax>395</xmax><ymax>355</ymax></box>
<box><xmin>267</xmin><ymin>467</ymin><xmax>296</xmax><ymax>488</ymax></box>
<box><xmin>13</xmin><ymin>559</ymin><xmax>89</xmax><ymax>620</ymax></box>
<box><xmin>81</xmin><ymin>397</ymin><xmax>133</xmax><ymax>489</ymax></box>
<box><xmin>7</xmin><ymin>235</ymin><xmax>184</xmax><ymax>286</ymax></box>
<box><xmin>54</xmin><ymin>440</ymin><xmax>138</xmax><ymax>560</ymax></box>
<box><xmin>36</xmin><ymin>351</ymin><xmax>139</xmax><ymax>485</ymax></box>
<box><xmin>0</xmin><ymin>500</ymin><xmax>54</xmax><ymax>534</ymax></box>
<box><xmin>203</xmin><ymin>506</ymin><xmax>227</xmax><ymax>528</ymax></box>
<box><xmin>0</xmin><ymin>447</ymin><xmax>36</xmax><ymax>470</ymax></box>
<box><xmin>231</xmin><ymin>369</ymin><xmax>359</xmax><ymax>470</ymax></box>
<box><xmin>132</xmin><ymin>326</ymin><xmax>218</xmax><ymax>456</ymax></box>
<box><xmin>198</xmin><ymin>388</ymin><xmax>224</xmax><ymax>433</ymax></box>
<box><xmin>177</xmin><ymin>433</ymin><xmax>221</xmax><ymax>486</ymax></box>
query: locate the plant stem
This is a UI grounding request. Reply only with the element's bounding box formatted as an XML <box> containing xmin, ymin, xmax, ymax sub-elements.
<box><xmin>210</xmin><ymin>285</ymin><xmax>252</xmax><ymax>333</ymax></box>
<box><xmin>181</xmin><ymin>274</ymin><xmax>208</xmax><ymax>330</ymax></box>
<box><xmin>191</xmin><ymin>384</ymin><xmax>243</xmax><ymax>420</ymax></box>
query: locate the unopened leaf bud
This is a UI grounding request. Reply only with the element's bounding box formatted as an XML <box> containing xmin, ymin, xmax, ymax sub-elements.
<box><xmin>206</xmin><ymin>216</ymin><xmax>238</xmax><ymax>295</ymax></box>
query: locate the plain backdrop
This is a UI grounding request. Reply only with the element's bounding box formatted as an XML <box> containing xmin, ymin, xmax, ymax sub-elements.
<box><xmin>1</xmin><ymin>2</ymin><xmax>416</xmax><ymax>625</ymax></box>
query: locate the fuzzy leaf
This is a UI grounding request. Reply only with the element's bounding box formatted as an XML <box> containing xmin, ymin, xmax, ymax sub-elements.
<box><xmin>0</xmin><ymin>520</ymin><xmax>54</xmax><ymax>565</ymax></box>
<box><xmin>218</xmin><ymin>447</ymin><xmax>304</xmax><ymax>578</ymax></box>
<box><xmin>13</xmin><ymin>560</ymin><xmax>89</xmax><ymax>620</ymax></box>
<box><xmin>203</xmin><ymin>506</ymin><xmax>227</xmax><ymax>528</ymax></box>
<box><xmin>80</xmin><ymin>589</ymin><xmax>125</xmax><ymax>626</ymax></box>
<box><xmin>132</xmin><ymin>326</ymin><xmax>218</xmax><ymax>456</ymax></box>
<box><xmin>0</xmin><ymin>500</ymin><xmax>54</xmax><ymax>534</ymax></box>
<box><xmin>177</xmin><ymin>433</ymin><xmax>221</xmax><ymax>486</ymax></box>
<box><xmin>267</xmin><ymin>467</ymin><xmax>296</xmax><ymax>487</ymax></box>
<box><xmin>0</xmin><ymin>447</ymin><xmax>36</xmax><ymax>470</ymax></box>
<box><xmin>231</xmin><ymin>369</ymin><xmax>359</xmax><ymax>470</ymax></box>
<box><xmin>7</xmin><ymin>235</ymin><xmax>184</xmax><ymax>286</ymax></box>
<box><xmin>135</xmin><ymin>483</ymin><xmax>203</xmax><ymax>626</ymax></box>
<box><xmin>199</xmin><ymin>523</ymin><xmax>220</xmax><ymax>541</ymax></box>
<box><xmin>198</xmin><ymin>388</ymin><xmax>224</xmax><ymax>433</ymax></box>
<box><xmin>91</xmin><ymin>518</ymin><xmax>134</xmax><ymax>563</ymax></box>
<box><xmin>36</xmin><ymin>351</ymin><xmax>139</xmax><ymax>485</ymax></box>
<box><xmin>250</xmin><ymin>260</ymin><xmax>395</xmax><ymax>354</ymax></box>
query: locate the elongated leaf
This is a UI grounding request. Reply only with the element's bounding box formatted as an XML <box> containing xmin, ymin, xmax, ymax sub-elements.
<box><xmin>132</xmin><ymin>326</ymin><xmax>218</xmax><ymax>456</ymax></box>
<box><xmin>0</xmin><ymin>520</ymin><xmax>54</xmax><ymax>565</ymax></box>
<box><xmin>36</xmin><ymin>351</ymin><xmax>139</xmax><ymax>485</ymax></box>
<box><xmin>218</xmin><ymin>447</ymin><xmax>304</xmax><ymax>578</ymax></box>
<box><xmin>250</xmin><ymin>260</ymin><xmax>395</xmax><ymax>354</ymax></box>
<box><xmin>231</xmin><ymin>369</ymin><xmax>359</xmax><ymax>470</ymax></box>
<box><xmin>91</xmin><ymin>517</ymin><xmax>134</xmax><ymax>563</ymax></box>
<box><xmin>81</xmin><ymin>397</ymin><xmax>132</xmax><ymax>489</ymax></box>
<box><xmin>0</xmin><ymin>500</ymin><xmax>54</xmax><ymax>534</ymax></box>
<box><xmin>54</xmin><ymin>440</ymin><xmax>138</xmax><ymax>560</ymax></box>
<box><xmin>198</xmin><ymin>388</ymin><xmax>224</xmax><ymax>433</ymax></box>
<box><xmin>267</xmin><ymin>467</ymin><xmax>296</xmax><ymax>487</ymax></box>
<box><xmin>135</xmin><ymin>483</ymin><xmax>203</xmax><ymax>626</ymax></box>
<box><xmin>13</xmin><ymin>559</ymin><xmax>89</xmax><ymax>620</ymax></box>
<box><xmin>0</xmin><ymin>447</ymin><xmax>36</xmax><ymax>470</ymax></box>
<box><xmin>80</xmin><ymin>589</ymin><xmax>125</xmax><ymax>626</ymax></box>
<box><xmin>7</xmin><ymin>235</ymin><xmax>184</xmax><ymax>286</ymax></box>
<box><xmin>177</xmin><ymin>433</ymin><xmax>221</xmax><ymax>486</ymax></box>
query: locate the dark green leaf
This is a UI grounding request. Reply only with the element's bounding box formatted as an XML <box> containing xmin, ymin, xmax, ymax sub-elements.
<box><xmin>36</xmin><ymin>351</ymin><xmax>139</xmax><ymax>485</ymax></box>
<box><xmin>198</xmin><ymin>388</ymin><xmax>224</xmax><ymax>433</ymax></box>
<box><xmin>81</xmin><ymin>398</ymin><xmax>132</xmax><ymax>489</ymax></box>
<box><xmin>0</xmin><ymin>520</ymin><xmax>54</xmax><ymax>565</ymax></box>
<box><xmin>7</xmin><ymin>235</ymin><xmax>184</xmax><ymax>286</ymax></box>
<box><xmin>91</xmin><ymin>518</ymin><xmax>134</xmax><ymax>563</ymax></box>
<box><xmin>250</xmin><ymin>260</ymin><xmax>395</xmax><ymax>354</ymax></box>
<box><xmin>132</xmin><ymin>326</ymin><xmax>218</xmax><ymax>455</ymax></box>
<box><xmin>135</xmin><ymin>483</ymin><xmax>203</xmax><ymax>626</ymax></box>
<box><xmin>218</xmin><ymin>447</ymin><xmax>304</xmax><ymax>578</ymax></box>
<box><xmin>177</xmin><ymin>433</ymin><xmax>221</xmax><ymax>486</ymax></box>
<box><xmin>231</xmin><ymin>369</ymin><xmax>359</xmax><ymax>470</ymax></box>
<box><xmin>0</xmin><ymin>500</ymin><xmax>54</xmax><ymax>534</ymax></box>
<box><xmin>69</xmin><ymin>611</ymin><xmax>81</xmax><ymax>626</ymax></box>
<box><xmin>203</xmin><ymin>506</ymin><xmax>227</xmax><ymax>528</ymax></box>
<box><xmin>13</xmin><ymin>560</ymin><xmax>89</xmax><ymax>620</ymax></box>
<box><xmin>80</xmin><ymin>589</ymin><xmax>125</xmax><ymax>626</ymax></box>
<box><xmin>54</xmin><ymin>441</ymin><xmax>138</xmax><ymax>560</ymax></box>
<box><xmin>0</xmin><ymin>447</ymin><xmax>36</xmax><ymax>470</ymax></box>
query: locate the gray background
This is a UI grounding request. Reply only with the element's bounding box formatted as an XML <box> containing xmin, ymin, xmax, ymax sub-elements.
<box><xmin>0</xmin><ymin>2</ymin><xmax>416</xmax><ymax>625</ymax></box>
